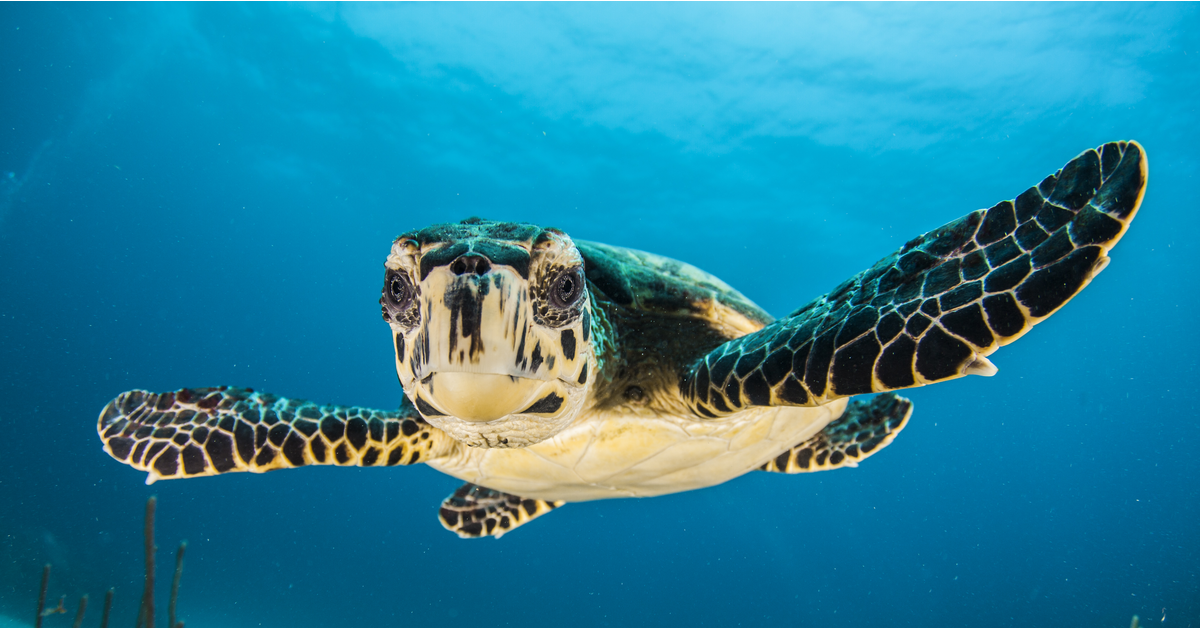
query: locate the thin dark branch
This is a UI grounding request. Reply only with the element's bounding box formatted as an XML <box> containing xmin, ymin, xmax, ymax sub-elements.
<box><xmin>35</xmin><ymin>564</ymin><xmax>49</xmax><ymax>629</ymax></box>
<box><xmin>169</xmin><ymin>541</ymin><xmax>187</xmax><ymax>629</ymax></box>
<box><xmin>101</xmin><ymin>589</ymin><xmax>114</xmax><ymax>628</ymax></box>
<box><xmin>72</xmin><ymin>594</ymin><xmax>89</xmax><ymax>628</ymax></box>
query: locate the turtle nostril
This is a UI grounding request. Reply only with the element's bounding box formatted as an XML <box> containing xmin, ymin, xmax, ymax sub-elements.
<box><xmin>451</xmin><ymin>254</ymin><xmax>491</xmax><ymax>276</ymax></box>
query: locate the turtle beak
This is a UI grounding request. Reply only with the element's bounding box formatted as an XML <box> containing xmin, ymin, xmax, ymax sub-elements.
<box><xmin>402</xmin><ymin>259</ymin><xmax>571</xmax><ymax>423</ymax></box>
<box><xmin>419</xmin><ymin>373</ymin><xmax>564</xmax><ymax>423</ymax></box>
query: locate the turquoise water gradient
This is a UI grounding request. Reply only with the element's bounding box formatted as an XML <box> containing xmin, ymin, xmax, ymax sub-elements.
<box><xmin>1</xmin><ymin>3</ymin><xmax>1197</xmax><ymax>627</ymax></box>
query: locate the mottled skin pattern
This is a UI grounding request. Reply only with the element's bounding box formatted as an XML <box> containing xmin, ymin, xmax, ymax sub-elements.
<box><xmin>759</xmin><ymin>395</ymin><xmax>913</xmax><ymax>474</ymax></box>
<box><xmin>97</xmin><ymin>142</ymin><xmax>1147</xmax><ymax>539</ymax></box>
<box><xmin>98</xmin><ymin>389</ymin><xmax>449</xmax><ymax>482</ymax></box>
<box><xmin>684</xmin><ymin>141</ymin><xmax>1146</xmax><ymax>416</ymax></box>
<box><xmin>437</xmin><ymin>484</ymin><xmax>564</xmax><ymax>539</ymax></box>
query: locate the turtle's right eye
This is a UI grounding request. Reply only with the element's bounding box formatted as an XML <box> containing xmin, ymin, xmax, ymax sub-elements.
<box><xmin>549</xmin><ymin>267</ymin><xmax>585</xmax><ymax>309</ymax></box>
<box><xmin>383</xmin><ymin>270</ymin><xmax>414</xmax><ymax>309</ymax></box>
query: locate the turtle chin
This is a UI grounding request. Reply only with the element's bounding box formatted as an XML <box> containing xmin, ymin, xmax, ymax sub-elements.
<box><xmin>409</xmin><ymin>372</ymin><xmax>583</xmax><ymax>448</ymax></box>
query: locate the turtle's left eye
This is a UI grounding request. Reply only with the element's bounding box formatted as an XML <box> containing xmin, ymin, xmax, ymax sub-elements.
<box><xmin>384</xmin><ymin>270</ymin><xmax>414</xmax><ymax>309</ymax></box>
<box><xmin>550</xmin><ymin>267</ymin><xmax>585</xmax><ymax>309</ymax></box>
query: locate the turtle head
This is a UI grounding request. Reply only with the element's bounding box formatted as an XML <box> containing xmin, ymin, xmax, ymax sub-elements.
<box><xmin>381</xmin><ymin>218</ymin><xmax>595</xmax><ymax>448</ymax></box>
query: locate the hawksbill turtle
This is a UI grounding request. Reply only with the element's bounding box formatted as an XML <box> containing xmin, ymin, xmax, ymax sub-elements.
<box><xmin>97</xmin><ymin>141</ymin><xmax>1147</xmax><ymax>538</ymax></box>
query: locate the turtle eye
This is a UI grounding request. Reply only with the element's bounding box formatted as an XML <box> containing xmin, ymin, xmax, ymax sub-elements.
<box><xmin>549</xmin><ymin>267</ymin><xmax>585</xmax><ymax>309</ymax></box>
<box><xmin>384</xmin><ymin>270</ymin><xmax>414</xmax><ymax>309</ymax></box>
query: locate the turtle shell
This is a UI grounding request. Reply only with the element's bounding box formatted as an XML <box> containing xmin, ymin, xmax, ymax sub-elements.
<box><xmin>576</xmin><ymin>240</ymin><xmax>772</xmax><ymax>338</ymax></box>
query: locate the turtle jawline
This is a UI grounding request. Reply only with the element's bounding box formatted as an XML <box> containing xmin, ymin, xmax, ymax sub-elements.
<box><xmin>422</xmin><ymin>372</ymin><xmax>554</xmax><ymax>423</ymax></box>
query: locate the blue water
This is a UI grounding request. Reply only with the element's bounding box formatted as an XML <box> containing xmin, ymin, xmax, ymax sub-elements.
<box><xmin>1</xmin><ymin>3</ymin><xmax>1197</xmax><ymax>627</ymax></box>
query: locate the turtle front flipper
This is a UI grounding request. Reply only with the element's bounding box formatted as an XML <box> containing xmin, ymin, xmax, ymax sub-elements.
<box><xmin>97</xmin><ymin>387</ymin><xmax>454</xmax><ymax>484</ymax></box>
<box><xmin>761</xmin><ymin>394</ymin><xmax>913</xmax><ymax>473</ymax></box>
<box><xmin>683</xmin><ymin>140</ymin><xmax>1147</xmax><ymax>417</ymax></box>
<box><xmin>438</xmin><ymin>483</ymin><xmax>564</xmax><ymax>539</ymax></box>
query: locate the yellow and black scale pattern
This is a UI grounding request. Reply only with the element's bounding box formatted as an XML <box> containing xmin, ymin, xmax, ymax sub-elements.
<box><xmin>97</xmin><ymin>387</ymin><xmax>447</xmax><ymax>482</ymax></box>
<box><xmin>683</xmin><ymin>141</ymin><xmax>1146</xmax><ymax>417</ymax></box>
<box><xmin>760</xmin><ymin>394</ymin><xmax>914</xmax><ymax>474</ymax></box>
<box><xmin>437</xmin><ymin>483</ymin><xmax>564</xmax><ymax>539</ymax></box>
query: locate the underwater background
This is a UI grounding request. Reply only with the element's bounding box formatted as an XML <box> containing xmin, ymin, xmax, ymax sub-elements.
<box><xmin>1</xmin><ymin>3</ymin><xmax>1197</xmax><ymax>627</ymax></box>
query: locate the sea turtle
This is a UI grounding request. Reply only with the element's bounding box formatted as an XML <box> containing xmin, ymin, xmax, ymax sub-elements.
<box><xmin>97</xmin><ymin>141</ymin><xmax>1147</xmax><ymax>538</ymax></box>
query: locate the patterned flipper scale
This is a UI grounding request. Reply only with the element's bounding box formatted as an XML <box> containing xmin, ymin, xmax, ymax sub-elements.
<box><xmin>684</xmin><ymin>141</ymin><xmax>1147</xmax><ymax>417</ymax></box>
<box><xmin>761</xmin><ymin>394</ymin><xmax>913</xmax><ymax>473</ymax></box>
<box><xmin>97</xmin><ymin>387</ymin><xmax>451</xmax><ymax>484</ymax></box>
<box><xmin>438</xmin><ymin>483</ymin><xmax>564</xmax><ymax>539</ymax></box>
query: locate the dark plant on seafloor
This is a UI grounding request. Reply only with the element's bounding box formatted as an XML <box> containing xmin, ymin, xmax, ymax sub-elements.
<box><xmin>34</xmin><ymin>497</ymin><xmax>188</xmax><ymax>628</ymax></box>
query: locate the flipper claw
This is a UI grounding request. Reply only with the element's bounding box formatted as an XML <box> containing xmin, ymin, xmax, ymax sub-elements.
<box><xmin>964</xmin><ymin>356</ymin><xmax>998</xmax><ymax>377</ymax></box>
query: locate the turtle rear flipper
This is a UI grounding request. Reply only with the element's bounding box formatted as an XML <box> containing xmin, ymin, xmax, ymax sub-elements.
<box><xmin>97</xmin><ymin>387</ymin><xmax>452</xmax><ymax>484</ymax></box>
<box><xmin>439</xmin><ymin>483</ymin><xmax>564</xmax><ymax>539</ymax></box>
<box><xmin>684</xmin><ymin>141</ymin><xmax>1147</xmax><ymax>416</ymax></box>
<box><xmin>761</xmin><ymin>394</ymin><xmax>912</xmax><ymax>473</ymax></box>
